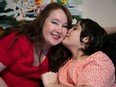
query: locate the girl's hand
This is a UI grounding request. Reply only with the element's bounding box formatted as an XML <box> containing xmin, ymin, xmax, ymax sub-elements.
<box><xmin>41</xmin><ymin>71</ymin><xmax>57</xmax><ymax>87</ymax></box>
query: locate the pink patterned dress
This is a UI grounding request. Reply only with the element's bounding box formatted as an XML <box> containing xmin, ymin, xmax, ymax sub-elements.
<box><xmin>58</xmin><ymin>51</ymin><xmax>115</xmax><ymax>87</ymax></box>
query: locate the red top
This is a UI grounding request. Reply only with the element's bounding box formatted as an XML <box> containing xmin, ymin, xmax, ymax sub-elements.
<box><xmin>0</xmin><ymin>32</ymin><xmax>49</xmax><ymax>87</ymax></box>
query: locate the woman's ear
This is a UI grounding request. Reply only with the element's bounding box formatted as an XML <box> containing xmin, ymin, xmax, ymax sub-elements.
<box><xmin>82</xmin><ymin>37</ymin><xmax>89</xmax><ymax>43</ymax></box>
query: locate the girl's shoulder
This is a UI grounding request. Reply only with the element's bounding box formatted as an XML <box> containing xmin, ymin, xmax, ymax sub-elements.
<box><xmin>90</xmin><ymin>51</ymin><xmax>109</xmax><ymax>61</ymax></box>
<box><xmin>89</xmin><ymin>51</ymin><xmax>115</xmax><ymax>69</ymax></box>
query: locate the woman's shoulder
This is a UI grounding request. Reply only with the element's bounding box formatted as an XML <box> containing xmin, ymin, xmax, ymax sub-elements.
<box><xmin>2</xmin><ymin>31</ymin><xmax>29</xmax><ymax>42</ymax></box>
<box><xmin>0</xmin><ymin>31</ymin><xmax>33</xmax><ymax>49</ymax></box>
<box><xmin>12</xmin><ymin>31</ymin><xmax>33</xmax><ymax>49</ymax></box>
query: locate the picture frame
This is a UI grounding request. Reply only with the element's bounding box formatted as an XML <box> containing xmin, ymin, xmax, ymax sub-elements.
<box><xmin>0</xmin><ymin>0</ymin><xmax>83</xmax><ymax>29</ymax></box>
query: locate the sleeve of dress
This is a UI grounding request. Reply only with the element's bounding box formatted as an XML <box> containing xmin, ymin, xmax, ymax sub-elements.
<box><xmin>81</xmin><ymin>51</ymin><xmax>115</xmax><ymax>87</ymax></box>
<box><xmin>0</xmin><ymin>32</ymin><xmax>31</xmax><ymax>67</ymax></box>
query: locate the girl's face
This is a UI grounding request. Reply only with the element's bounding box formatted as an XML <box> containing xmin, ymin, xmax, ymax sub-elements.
<box><xmin>42</xmin><ymin>9</ymin><xmax>68</xmax><ymax>47</ymax></box>
<box><xmin>62</xmin><ymin>22</ymin><xmax>83</xmax><ymax>50</ymax></box>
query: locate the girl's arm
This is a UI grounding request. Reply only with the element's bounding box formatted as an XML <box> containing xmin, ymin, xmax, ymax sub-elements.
<box><xmin>41</xmin><ymin>72</ymin><xmax>58</xmax><ymax>87</ymax></box>
<box><xmin>41</xmin><ymin>72</ymin><xmax>93</xmax><ymax>87</ymax></box>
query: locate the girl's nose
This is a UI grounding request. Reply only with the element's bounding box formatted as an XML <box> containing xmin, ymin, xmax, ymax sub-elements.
<box><xmin>68</xmin><ymin>28</ymin><xmax>73</xmax><ymax>34</ymax></box>
<box><xmin>66</xmin><ymin>28</ymin><xmax>73</xmax><ymax>36</ymax></box>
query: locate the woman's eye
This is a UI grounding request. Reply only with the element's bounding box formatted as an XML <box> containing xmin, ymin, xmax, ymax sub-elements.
<box><xmin>51</xmin><ymin>21</ymin><xmax>58</xmax><ymax>25</ymax></box>
<box><xmin>62</xmin><ymin>25</ymin><xmax>68</xmax><ymax>29</ymax></box>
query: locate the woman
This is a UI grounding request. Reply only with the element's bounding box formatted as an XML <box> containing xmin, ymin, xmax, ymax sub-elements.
<box><xmin>0</xmin><ymin>2</ymin><xmax>72</xmax><ymax>87</ymax></box>
<box><xmin>42</xmin><ymin>18</ymin><xmax>115</xmax><ymax>87</ymax></box>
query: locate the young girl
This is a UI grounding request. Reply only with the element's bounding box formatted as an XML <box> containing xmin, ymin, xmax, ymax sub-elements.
<box><xmin>41</xmin><ymin>18</ymin><xmax>115</xmax><ymax>87</ymax></box>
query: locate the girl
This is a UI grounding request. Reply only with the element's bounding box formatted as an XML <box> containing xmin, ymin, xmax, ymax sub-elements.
<box><xmin>42</xmin><ymin>18</ymin><xmax>115</xmax><ymax>87</ymax></box>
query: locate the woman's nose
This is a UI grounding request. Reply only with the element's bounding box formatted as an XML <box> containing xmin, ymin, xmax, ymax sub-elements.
<box><xmin>58</xmin><ymin>27</ymin><xmax>62</xmax><ymax>32</ymax></box>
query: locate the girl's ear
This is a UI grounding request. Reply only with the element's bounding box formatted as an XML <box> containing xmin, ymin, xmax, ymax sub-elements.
<box><xmin>82</xmin><ymin>37</ymin><xmax>89</xmax><ymax>43</ymax></box>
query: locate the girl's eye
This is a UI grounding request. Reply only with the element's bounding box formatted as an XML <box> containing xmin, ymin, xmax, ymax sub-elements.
<box><xmin>73</xmin><ymin>28</ymin><xmax>77</xmax><ymax>30</ymax></box>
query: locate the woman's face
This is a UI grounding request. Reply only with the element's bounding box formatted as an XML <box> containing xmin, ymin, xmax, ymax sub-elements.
<box><xmin>42</xmin><ymin>9</ymin><xmax>68</xmax><ymax>47</ymax></box>
<box><xmin>62</xmin><ymin>22</ymin><xmax>82</xmax><ymax>50</ymax></box>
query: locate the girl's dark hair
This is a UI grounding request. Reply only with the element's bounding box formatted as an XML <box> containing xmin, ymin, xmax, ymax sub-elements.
<box><xmin>78</xmin><ymin>18</ymin><xmax>108</xmax><ymax>55</ymax></box>
<box><xmin>77</xmin><ymin>18</ymin><xmax>116</xmax><ymax>77</ymax></box>
<box><xmin>1</xmin><ymin>2</ymin><xmax>72</xmax><ymax>72</ymax></box>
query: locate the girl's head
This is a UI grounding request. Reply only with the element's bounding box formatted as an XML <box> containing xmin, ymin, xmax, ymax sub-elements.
<box><xmin>31</xmin><ymin>2</ymin><xmax>72</xmax><ymax>47</ymax></box>
<box><xmin>62</xmin><ymin>18</ymin><xmax>107</xmax><ymax>55</ymax></box>
<box><xmin>79</xmin><ymin>19</ymin><xmax>107</xmax><ymax>55</ymax></box>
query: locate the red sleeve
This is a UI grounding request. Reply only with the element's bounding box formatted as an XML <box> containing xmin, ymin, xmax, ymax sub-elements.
<box><xmin>0</xmin><ymin>32</ymin><xmax>32</xmax><ymax>67</ymax></box>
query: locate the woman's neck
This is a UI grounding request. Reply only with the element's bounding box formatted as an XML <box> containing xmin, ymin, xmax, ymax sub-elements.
<box><xmin>35</xmin><ymin>42</ymin><xmax>51</xmax><ymax>54</ymax></box>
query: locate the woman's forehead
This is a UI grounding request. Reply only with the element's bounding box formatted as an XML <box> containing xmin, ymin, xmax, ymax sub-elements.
<box><xmin>48</xmin><ymin>9</ymin><xmax>68</xmax><ymax>22</ymax></box>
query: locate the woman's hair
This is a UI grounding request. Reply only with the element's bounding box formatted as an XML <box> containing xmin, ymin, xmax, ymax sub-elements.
<box><xmin>78</xmin><ymin>18</ymin><xmax>108</xmax><ymax>55</ymax></box>
<box><xmin>1</xmin><ymin>2</ymin><xmax>72</xmax><ymax>72</ymax></box>
<box><xmin>19</xmin><ymin>2</ymin><xmax>72</xmax><ymax>43</ymax></box>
